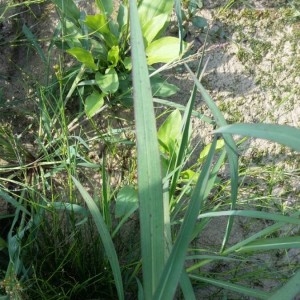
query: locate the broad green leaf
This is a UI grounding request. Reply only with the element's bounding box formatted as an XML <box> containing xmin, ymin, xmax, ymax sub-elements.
<box><xmin>108</xmin><ymin>46</ymin><xmax>120</xmax><ymax>67</ymax></box>
<box><xmin>95</xmin><ymin>68</ymin><xmax>119</xmax><ymax>94</ymax></box>
<box><xmin>215</xmin><ymin>123</ymin><xmax>300</xmax><ymax>152</ymax></box>
<box><xmin>146</xmin><ymin>37</ymin><xmax>188</xmax><ymax>65</ymax></box>
<box><xmin>158</xmin><ymin>109</ymin><xmax>182</xmax><ymax>153</ymax></box>
<box><xmin>84</xmin><ymin>14</ymin><xmax>110</xmax><ymax>34</ymax></box>
<box><xmin>237</xmin><ymin>236</ymin><xmax>300</xmax><ymax>252</ymax></box>
<box><xmin>138</xmin><ymin>0</ymin><xmax>173</xmax><ymax>28</ymax></box>
<box><xmin>180</xmin><ymin>169</ymin><xmax>198</xmax><ymax>183</ymax></box>
<box><xmin>67</xmin><ymin>47</ymin><xmax>98</xmax><ymax>70</ymax></box>
<box><xmin>269</xmin><ymin>269</ymin><xmax>300</xmax><ymax>300</ymax></box>
<box><xmin>115</xmin><ymin>186</ymin><xmax>138</xmax><ymax>218</ymax></box>
<box><xmin>122</xmin><ymin>57</ymin><xmax>132</xmax><ymax>70</ymax></box>
<box><xmin>72</xmin><ymin>177</ymin><xmax>124</xmax><ymax>300</ymax></box>
<box><xmin>198</xmin><ymin>139</ymin><xmax>225</xmax><ymax>162</ymax></box>
<box><xmin>85</xmin><ymin>91</ymin><xmax>105</xmax><ymax>118</ymax></box>
<box><xmin>142</xmin><ymin>14</ymin><xmax>169</xmax><ymax>45</ymax></box>
<box><xmin>192</xmin><ymin>16</ymin><xmax>208</xmax><ymax>29</ymax></box>
<box><xmin>130</xmin><ymin>0</ymin><xmax>166</xmax><ymax>297</ymax></box>
<box><xmin>151</xmin><ymin>76</ymin><xmax>179</xmax><ymax>97</ymax></box>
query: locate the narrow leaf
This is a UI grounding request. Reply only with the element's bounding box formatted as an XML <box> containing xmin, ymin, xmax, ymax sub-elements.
<box><xmin>72</xmin><ymin>177</ymin><xmax>124</xmax><ymax>300</ymax></box>
<box><xmin>215</xmin><ymin>123</ymin><xmax>300</xmax><ymax>152</ymax></box>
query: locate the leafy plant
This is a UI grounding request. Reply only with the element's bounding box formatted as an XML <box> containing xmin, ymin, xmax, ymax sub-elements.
<box><xmin>52</xmin><ymin>0</ymin><xmax>188</xmax><ymax>116</ymax></box>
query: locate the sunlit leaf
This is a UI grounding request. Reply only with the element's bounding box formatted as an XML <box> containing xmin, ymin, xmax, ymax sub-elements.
<box><xmin>67</xmin><ymin>47</ymin><xmax>98</xmax><ymax>70</ymax></box>
<box><xmin>215</xmin><ymin>123</ymin><xmax>300</xmax><ymax>152</ymax></box>
<box><xmin>95</xmin><ymin>68</ymin><xmax>119</xmax><ymax>94</ymax></box>
<box><xmin>115</xmin><ymin>186</ymin><xmax>138</xmax><ymax>218</ymax></box>
<box><xmin>146</xmin><ymin>37</ymin><xmax>188</xmax><ymax>65</ymax></box>
<box><xmin>85</xmin><ymin>91</ymin><xmax>105</xmax><ymax>118</ymax></box>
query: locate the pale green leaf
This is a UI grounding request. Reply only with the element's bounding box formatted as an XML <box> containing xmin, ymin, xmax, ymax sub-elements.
<box><xmin>142</xmin><ymin>14</ymin><xmax>169</xmax><ymax>45</ymax></box>
<box><xmin>115</xmin><ymin>186</ymin><xmax>138</xmax><ymax>218</ymax></box>
<box><xmin>198</xmin><ymin>139</ymin><xmax>225</xmax><ymax>162</ymax></box>
<box><xmin>67</xmin><ymin>47</ymin><xmax>98</xmax><ymax>70</ymax></box>
<box><xmin>108</xmin><ymin>46</ymin><xmax>120</xmax><ymax>67</ymax></box>
<box><xmin>130</xmin><ymin>0</ymin><xmax>166</xmax><ymax>296</ymax></box>
<box><xmin>146</xmin><ymin>37</ymin><xmax>188</xmax><ymax>65</ymax></box>
<box><xmin>84</xmin><ymin>14</ymin><xmax>110</xmax><ymax>34</ymax></box>
<box><xmin>215</xmin><ymin>123</ymin><xmax>300</xmax><ymax>152</ymax></box>
<box><xmin>138</xmin><ymin>0</ymin><xmax>173</xmax><ymax>27</ymax></box>
<box><xmin>95</xmin><ymin>68</ymin><xmax>119</xmax><ymax>94</ymax></box>
<box><xmin>158</xmin><ymin>109</ymin><xmax>182</xmax><ymax>153</ymax></box>
<box><xmin>85</xmin><ymin>91</ymin><xmax>105</xmax><ymax>118</ymax></box>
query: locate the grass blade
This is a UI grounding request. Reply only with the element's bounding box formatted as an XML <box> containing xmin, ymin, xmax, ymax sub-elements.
<box><xmin>269</xmin><ymin>269</ymin><xmax>300</xmax><ymax>300</ymax></box>
<box><xmin>154</xmin><ymin>137</ymin><xmax>218</xmax><ymax>299</ymax></box>
<box><xmin>215</xmin><ymin>123</ymin><xmax>300</xmax><ymax>152</ymax></box>
<box><xmin>185</xmin><ymin>63</ymin><xmax>239</xmax><ymax>252</ymax></box>
<box><xmin>129</xmin><ymin>0</ymin><xmax>166</xmax><ymax>297</ymax></box>
<box><xmin>190</xmin><ymin>274</ymin><xmax>270</xmax><ymax>299</ymax></box>
<box><xmin>72</xmin><ymin>177</ymin><xmax>124</xmax><ymax>300</ymax></box>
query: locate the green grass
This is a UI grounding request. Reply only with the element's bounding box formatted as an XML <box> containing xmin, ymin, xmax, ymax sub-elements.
<box><xmin>0</xmin><ymin>0</ymin><xmax>300</xmax><ymax>299</ymax></box>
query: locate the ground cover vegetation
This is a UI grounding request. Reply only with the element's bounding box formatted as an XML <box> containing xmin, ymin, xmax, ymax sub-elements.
<box><xmin>0</xmin><ymin>0</ymin><xmax>300</xmax><ymax>299</ymax></box>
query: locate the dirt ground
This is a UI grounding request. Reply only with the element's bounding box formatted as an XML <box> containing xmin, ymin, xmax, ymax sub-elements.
<box><xmin>1</xmin><ymin>0</ymin><xmax>300</xmax><ymax>298</ymax></box>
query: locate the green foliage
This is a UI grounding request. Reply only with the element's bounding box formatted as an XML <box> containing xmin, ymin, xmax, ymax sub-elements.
<box><xmin>53</xmin><ymin>0</ymin><xmax>186</xmax><ymax>115</ymax></box>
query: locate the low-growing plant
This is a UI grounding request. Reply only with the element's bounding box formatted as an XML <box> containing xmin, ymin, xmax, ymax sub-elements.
<box><xmin>52</xmin><ymin>0</ymin><xmax>188</xmax><ymax>117</ymax></box>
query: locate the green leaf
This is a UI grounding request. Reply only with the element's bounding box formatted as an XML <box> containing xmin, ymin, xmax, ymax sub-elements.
<box><xmin>237</xmin><ymin>236</ymin><xmax>300</xmax><ymax>252</ymax></box>
<box><xmin>142</xmin><ymin>14</ymin><xmax>169</xmax><ymax>45</ymax></box>
<box><xmin>72</xmin><ymin>177</ymin><xmax>124</xmax><ymax>300</ymax></box>
<box><xmin>84</xmin><ymin>14</ymin><xmax>110</xmax><ymax>34</ymax></box>
<box><xmin>151</xmin><ymin>76</ymin><xmax>179</xmax><ymax>97</ymax></box>
<box><xmin>130</xmin><ymin>0</ymin><xmax>166</xmax><ymax>296</ymax></box>
<box><xmin>95</xmin><ymin>68</ymin><xmax>119</xmax><ymax>94</ymax></box>
<box><xmin>53</xmin><ymin>0</ymin><xmax>80</xmax><ymax>25</ymax></box>
<box><xmin>215</xmin><ymin>123</ymin><xmax>300</xmax><ymax>152</ymax></box>
<box><xmin>269</xmin><ymin>269</ymin><xmax>300</xmax><ymax>300</ymax></box>
<box><xmin>138</xmin><ymin>0</ymin><xmax>173</xmax><ymax>28</ymax></box>
<box><xmin>146</xmin><ymin>37</ymin><xmax>188</xmax><ymax>65</ymax></box>
<box><xmin>122</xmin><ymin>57</ymin><xmax>132</xmax><ymax>70</ymax></box>
<box><xmin>191</xmin><ymin>16</ymin><xmax>208</xmax><ymax>29</ymax></box>
<box><xmin>158</xmin><ymin>109</ymin><xmax>182</xmax><ymax>153</ymax></box>
<box><xmin>115</xmin><ymin>186</ymin><xmax>138</xmax><ymax>218</ymax></box>
<box><xmin>198</xmin><ymin>139</ymin><xmax>225</xmax><ymax>162</ymax></box>
<box><xmin>0</xmin><ymin>236</ymin><xmax>7</xmax><ymax>251</ymax></box>
<box><xmin>95</xmin><ymin>0</ymin><xmax>113</xmax><ymax>16</ymax></box>
<box><xmin>67</xmin><ymin>47</ymin><xmax>98</xmax><ymax>70</ymax></box>
<box><xmin>85</xmin><ymin>91</ymin><xmax>105</xmax><ymax>118</ymax></box>
<box><xmin>154</xmin><ymin>138</ymin><xmax>218</xmax><ymax>299</ymax></box>
<box><xmin>108</xmin><ymin>46</ymin><xmax>120</xmax><ymax>67</ymax></box>
<box><xmin>190</xmin><ymin>275</ymin><xmax>270</xmax><ymax>299</ymax></box>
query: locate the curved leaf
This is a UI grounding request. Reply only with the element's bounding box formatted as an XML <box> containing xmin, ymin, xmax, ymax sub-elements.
<box><xmin>215</xmin><ymin>123</ymin><xmax>300</xmax><ymax>152</ymax></box>
<box><xmin>146</xmin><ymin>37</ymin><xmax>188</xmax><ymax>65</ymax></box>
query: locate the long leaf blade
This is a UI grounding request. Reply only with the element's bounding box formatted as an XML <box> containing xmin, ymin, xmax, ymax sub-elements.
<box><xmin>72</xmin><ymin>177</ymin><xmax>124</xmax><ymax>300</ymax></box>
<box><xmin>129</xmin><ymin>0</ymin><xmax>166</xmax><ymax>297</ymax></box>
<box><xmin>215</xmin><ymin>123</ymin><xmax>300</xmax><ymax>152</ymax></box>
